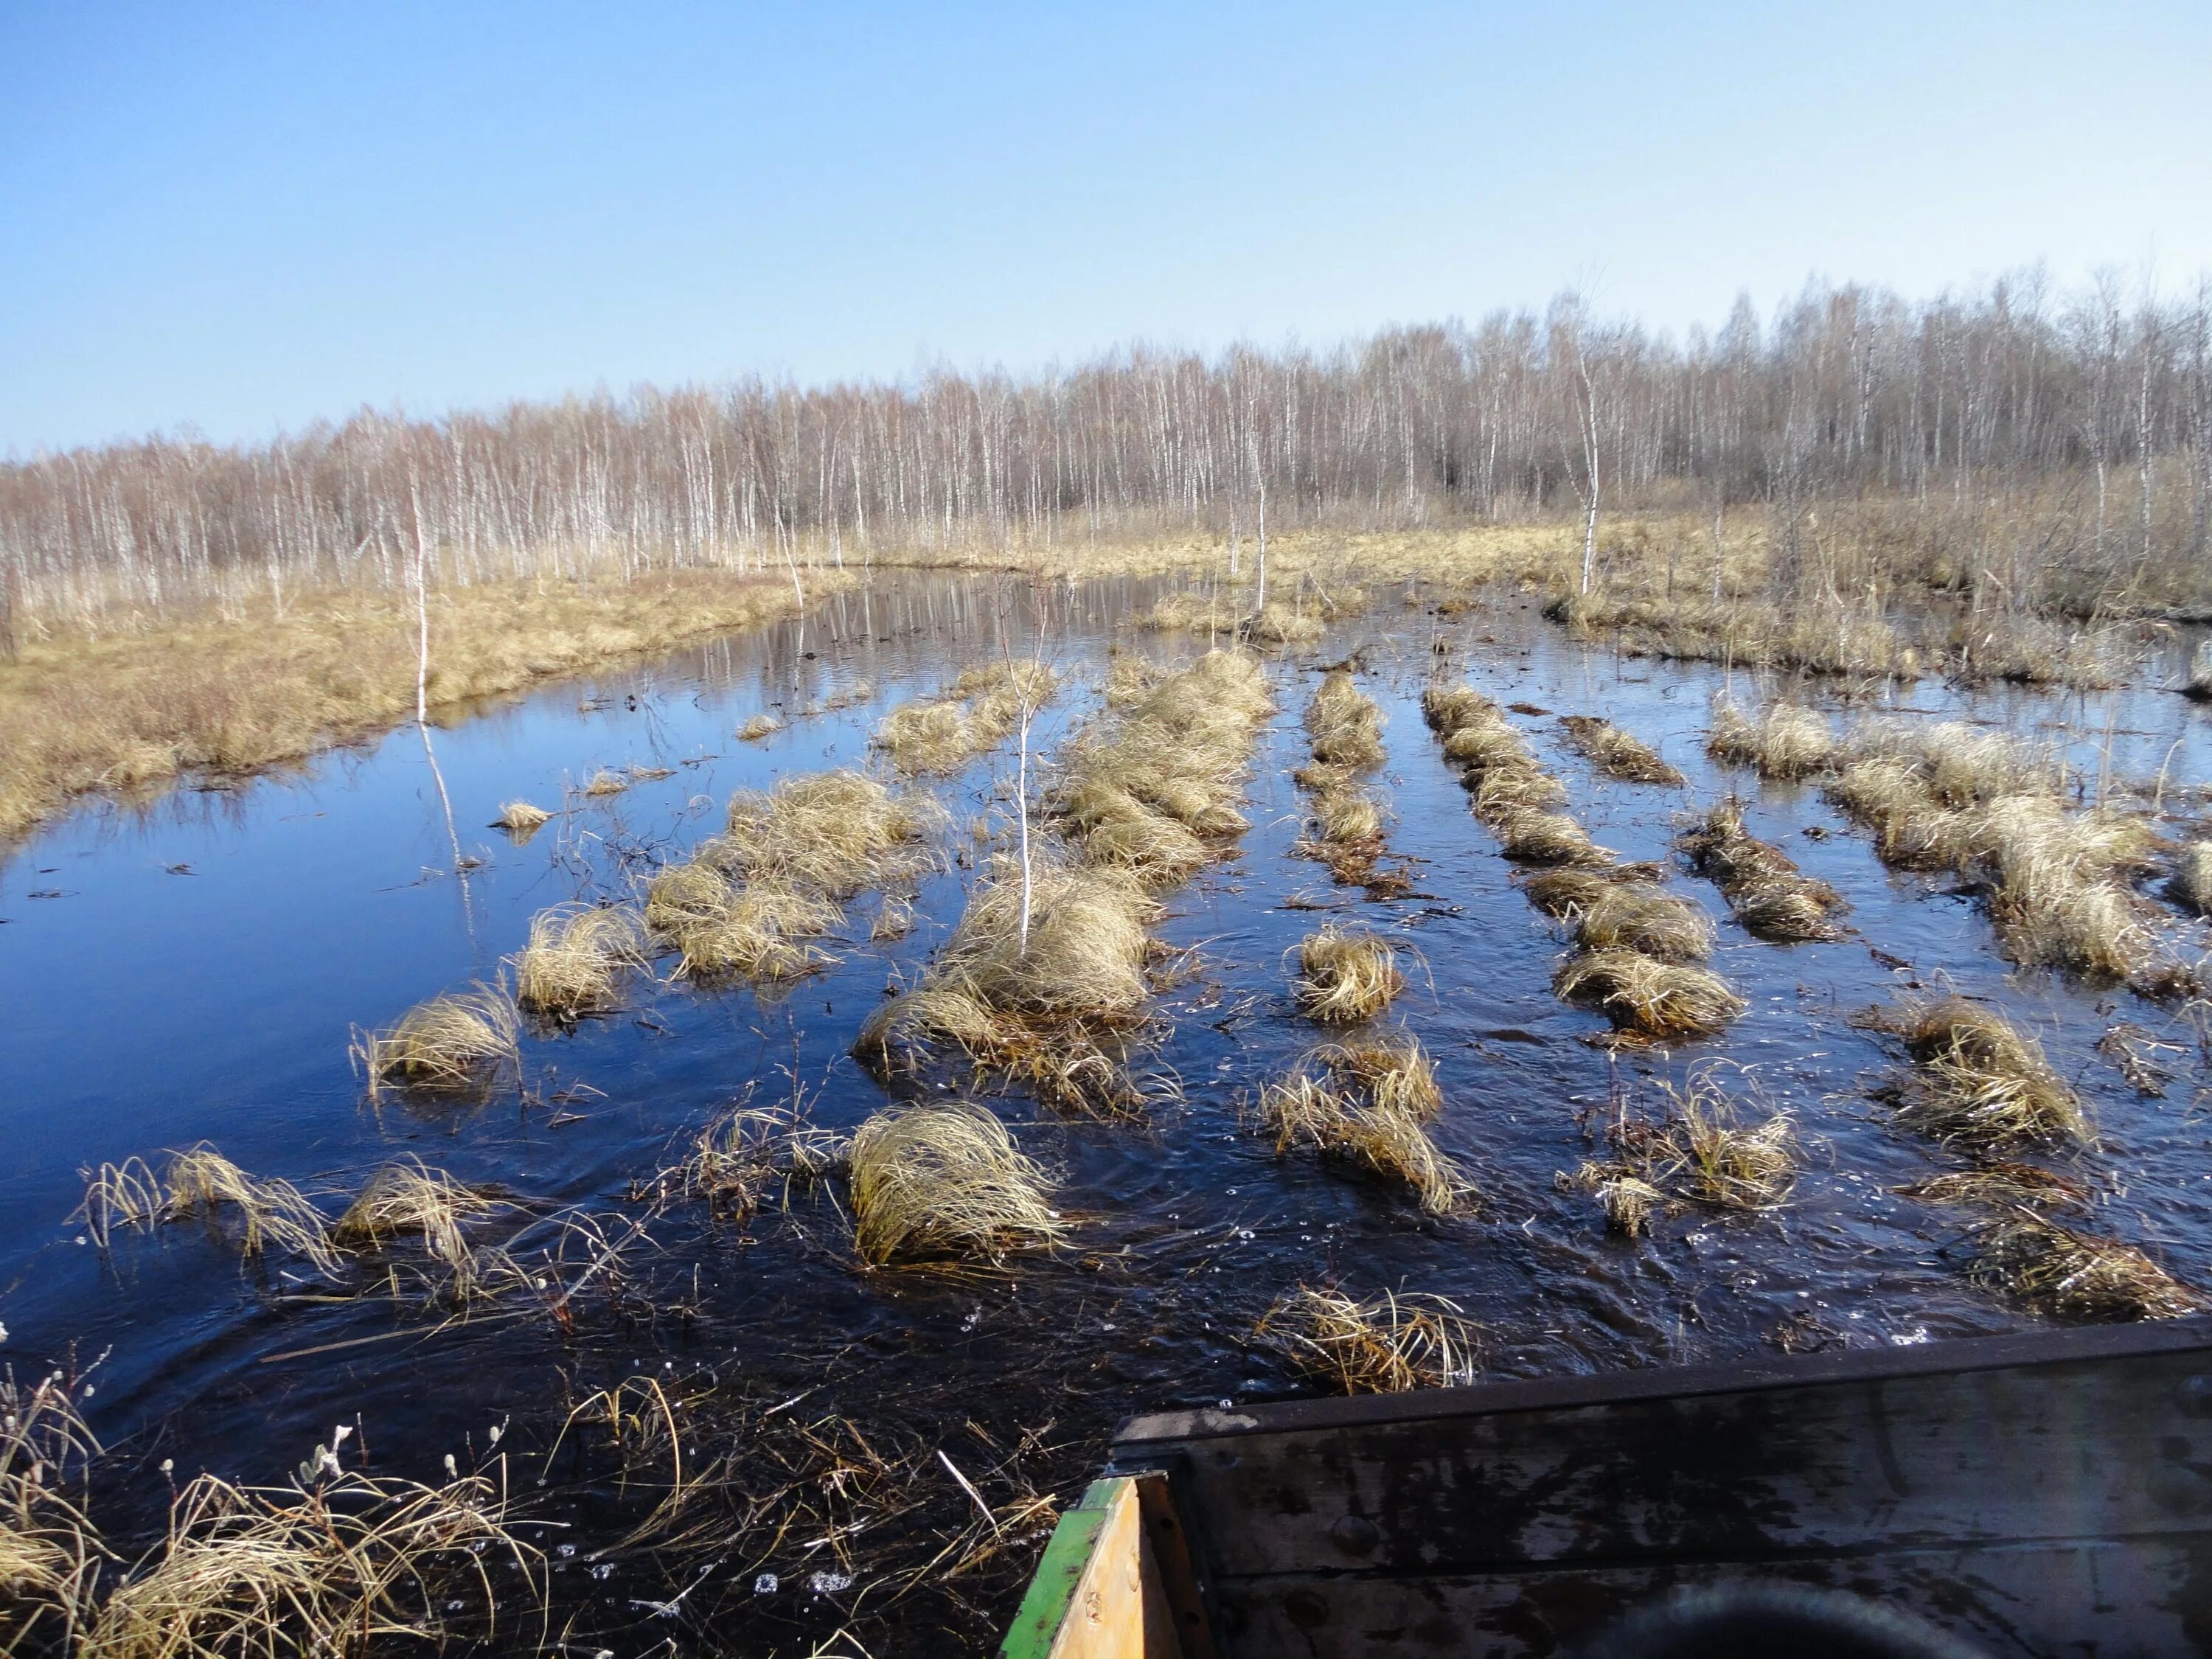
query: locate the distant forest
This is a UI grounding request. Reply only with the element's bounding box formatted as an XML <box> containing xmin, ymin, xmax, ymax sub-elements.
<box><xmin>4</xmin><ymin>272</ymin><xmax>2209</xmax><ymax>633</ymax></box>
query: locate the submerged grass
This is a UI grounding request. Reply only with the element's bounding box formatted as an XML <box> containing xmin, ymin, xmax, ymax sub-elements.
<box><xmin>1257</xmin><ymin>1287</ymin><xmax>1477</xmax><ymax>1393</ymax></box>
<box><xmin>1969</xmin><ymin>1211</ymin><xmax>2197</xmax><ymax>1321</ymax></box>
<box><xmin>352</xmin><ymin>987</ymin><xmax>521</xmax><ymax>1099</ymax></box>
<box><xmin>1882</xmin><ymin>997</ymin><xmax>2090</xmax><ymax>1149</ymax></box>
<box><xmin>1559</xmin><ymin>715</ymin><xmax>1683</xmax><ymax>785</ymax></box>
<box><xmin>1292</xmin><ymin>923</ymin><xmax>1406</xmax><ymax>1022</ymax></box>
<box><xmin>1896</xmin><ymin>1163</ymin><xmax>2090</xmax><ymax>1211</ymax></box>
<box><xmin>1558</xmin><ymin>1065</ymin><xmax>1794</xmax><ymax>1231</ymax></box>
<box><xmin>847</xmin><ymin>1102</ymin><xmax>1066</xmax><ymax>1266</ymax></box>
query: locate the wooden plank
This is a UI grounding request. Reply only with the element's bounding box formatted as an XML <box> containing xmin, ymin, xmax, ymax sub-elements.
<box><xmin>1132</xmin><ymin>1471</ymin><xmax>1219</xmax><ymax>1659</ymax></box>
<box><xmin>1115</xmin><ymin>1338</ymin><xmax>2212</xmax><ymax>1579</ymax></box>
<box><xmin>1206</xmin><ymin>1537</ymin><xmax>2212</xmax><ymax>1656</ymax></box>
<box><xmin>1116</xmin><ymin>1314</ymin><xmax>2212</xmax><ymax>1448</ymax></box>
<box><xmin>1000</xmin><ymin>1476</ymin><xmax>1178</xmax><ymax>1659</ymax></box>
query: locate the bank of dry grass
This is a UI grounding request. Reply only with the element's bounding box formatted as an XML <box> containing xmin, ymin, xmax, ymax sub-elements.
<box><xmin>1</xmin><ymin>568</ymin><xmax>835</xmax><ymax>845</ymax></box>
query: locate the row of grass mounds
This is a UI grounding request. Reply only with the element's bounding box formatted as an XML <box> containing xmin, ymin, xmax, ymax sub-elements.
<box><xmin>1423</xmin><ymin>681</ymin><xmax>1744</xmax><ymax>1043</ymax></box>
<box><xmin>1558</xmin><ymin>714</ymin><xmax>1685</xmax><ymax>786</ymax></box>
<box><xmin>1558</xmin><ymin>1063</ymin><xmax>1798</xmax><ymax>1237</ymax></box>
<box><xmin>858</xmin><ymin>649</ymin><xmax>1273</xmax><ymax>1118</ymax></box>
<box><xmin>1678</xmin><ymin>799</ymin><xmax>1851</xmax><ymax>942</ymax></box>
<box><xmin>1253</xmin><ymin>1034</ymin><xmax>1467</xmax><ymax>1214</ymax></box>
<box><xmin>869</xmin><ymin>659</ymin><xmax>1057</xmax><ymax>775</ymax></box>
<box><xmin>1708</xmin><ymin>695</ymin><xmax>2201</xmax><ymax>997</ymax></box>
<box><xmin>1292</xmin><ymin>667</ymin><xmax>1411</xmax><ymax>894</ymax></box>
<box><xmin>1545</xmin><ymin>588</ymin><xmax>1924</xmax><ymax>681</ymax></box>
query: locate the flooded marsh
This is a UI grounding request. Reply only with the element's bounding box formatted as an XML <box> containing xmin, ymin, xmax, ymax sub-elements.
<box><xmin>4</xmin><ymin>573</ymin><xmax>2211</xmax><ymax>1655</ymax></box>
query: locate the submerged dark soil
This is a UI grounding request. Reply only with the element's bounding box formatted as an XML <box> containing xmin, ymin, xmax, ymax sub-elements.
<box><xmin>3</xmin><ymin>574</ymin><xmax>2209</xmax><ymax>1655</ymax></box>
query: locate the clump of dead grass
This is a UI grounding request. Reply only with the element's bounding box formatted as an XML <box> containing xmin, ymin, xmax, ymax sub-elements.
<box><xmin>846</xmin><ymin>1102</ymin><xmax>1066</xmax><ymax>1266</ymax></box>
<box><xmin>1255</xmin><ymin>1050</ymin><xmax>1470</xmax><ymax>1214</ymax></box>
<box><xmin>1679</xmin><ymin>799</ymin><xmax>1849</xmax><ymax>942</ymax></box>
<box><xmin>664</xmin><ymin>1104</ymin><xmax>850</xmax><ymax>1220</ymax></box>
<box><xmin>352</xmin><ymin>986</ymin><xmax>520</xmax><ymax>1099</ymax></box>
<box><xmin>1705</xmin><ymin>698</ymin><xmax>1837</xmax><ymax>780</ymax></box>
<box><xmin>511</xmin><ymin>903</ymin><xmax>645</xmax><ymax>1020</ymax></box>
<box><xmin>582</xmin><ymin>769</ymin><xmax>630</xmax><ymax>797</ymax></box>
<box><xmin>718</xmin><ymin>768</ymin><xmax>939</xmax><ymax>897</ymax></box>
<box><xmin>85</xmin><ymin>1466</ymin><xmax>538</xmax><ymax>1659</ymax></box>
<box><xmin>1562</xmin><ymin>882</ymin><xmax>1717</xmax><ymax>962</ymax></box>
<box><xmin>75</xmin><ymin>1146</ymin><xmax>338</xmax><ymax>1273</ymax></box>
<box><xmin>1881</xmin><ymin>997</ymin><xmax>2089</xmax><ymax>1148</ymax></box>
<box><xmin>2172</xmin><ymin>842</ymin><xmax>2212</xmax><ymax>915</ymax></box>
<box><xmin>1969</xmin><ymin>1211</ymin><xmax>2197</xmax><ymax>1321</ymax></box>
<box><xmin>489</xmin><ymin>799</ymin><xmax>551</xmax><ymax>838</ymax></box>
<box><xmin>1554</xmin><ymin>951</ymin><xmax>1745</xmax><ymax>1042</ymax></box>
<box><xmin>737</xmin><ymin>712</ymin><xmax>784</xmax><ymax>742</ymax></box>
<box><xmin>330</xmin><ymin>1158</ymin><xmax>512</xmax><ymax>1302</ymax></box>
<box><xmin>1557</xmin><ymin>1162</ymin><xmax>1671</xmax><ymax>1237</ymax></box>
<box><xmin>1557</xmin><ymin>1065</ymin><xmax>1794</xmax><ymax>1231</ymax></box>
<box><xmin>1</xmin><ymin>1366</ymin><xmax>105</xmax><ymax>1649</ymax></box>
<box><xmin>1491</xmin><ymin>807</ymin><xmax>1612</xmax><ymax>866</ymax></box>
<box><xmin>1292</xmin><ymin>923</ymin><xmax>1406</xmax><ymax>1022</ymax></box>
<box><xmin>1305</xmin><ymin>669</ymin><xmax>1385</xmax><ymax>770</ymax></box>
<box><xmin>1895</xmin><ymin>1163</ymin><xmax>2088</xmax><ymax>1211</ymax></box>
<box><xmin>872</xmin><ymin>661</ymin><xmax>1057</xmax><ymax>775</ymax></box>
<box><xmin>1559</xmin><ymin>715</ymin><xmax>1683</xmax><ymax>785</ymax></box>
<box><xmin>1258</xmin><ymin>1287</ymin><xmax>1477</xmax><ymax>1393</ymax></box>
<box><xmin>1552</xmin><ymin>589</ymin><xmax>1921</xmax><ymax>680</ymax></box>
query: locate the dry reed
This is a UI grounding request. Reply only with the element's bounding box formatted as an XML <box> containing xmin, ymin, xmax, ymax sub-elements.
<box><xmin>1292</xmin><ymin>924</ymin><xmax>1406</xmax><ymax>1022</ymax></box>
<box><xmin>511</xmin><ymin>903</ymin><xmax>645</xmax><ymax>1020</ymax></box>
<box><xmin>1</xmin><ymin>1367</ymin><xmax>104</xmax><ymax>1649</ymax></box>
<box><xmin>489</xmin><ymin>799</ymin><xmax>551</xmax><ymax>838</ymax></box>
<box><xmin>667</xmin><ymin>1105</ymin><xmax>850</xmax><ymax>1220</ymax></box>
<box><xmin>1969</xmin><ymin>1211</ymin><xmax>2197</xmax><ymax>1321</ymax></box>
<box><xmin>1256</xmin><ymin>1056</ymin><xmax>1470</xmax><ymax>1215</ymax></box>
<box><xmin>846</xmin><ymin>1102</ymin><xmax>1066</xmax><ymax>1266</ymax></box>
<box><xmin>1559</xmin><ymin>715</ymin><xmax>1683</xmax><ymax>785</ymax></box>
<box><xmin>1258</xmin><ymin>1287</ymin><xmax>1477</xmax><ymax>1393</ymax></box>
<box><xmin>352</xmin><ymin>987</ymin><xmax>521</xmax><ymax>1099</ymax></box>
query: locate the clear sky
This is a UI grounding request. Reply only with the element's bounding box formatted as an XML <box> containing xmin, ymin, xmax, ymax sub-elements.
<box><xmin>2</xmin><ymin>1</ymin><xmax>2207</xmax><ymax>455</ymax></box>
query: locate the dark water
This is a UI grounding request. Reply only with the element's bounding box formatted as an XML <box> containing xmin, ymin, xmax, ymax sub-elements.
<box><xmin>4</xmin><ymin>575</ymin><xmax>2209</xmax><ymax>1654</ymax></box>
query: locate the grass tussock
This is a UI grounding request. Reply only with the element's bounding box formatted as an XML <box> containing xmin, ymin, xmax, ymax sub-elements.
<box><xmin>1895</xmin><ymin>1163</ymin><xmax>2088</xmax><ymax>1211</ymax></box>
<box><xmin>1679</xmin><ymin>799</ymin><xmax>1849</xmax><ymax>942</ymax></box>
<box><xmin>1705</xmin><ymin>698</ymin><xmax>1837</xmax><ymax>780</ymax></box>
<box><xmin>846</xmin><ymin>1102</ymin><xmax>1066</xmax><ymax>1266</ymax></box>
<box><xmin>666</xmin><ymin>1105</ymin><xmax>850</xmax><ymax>1220</ymax></box>
<box><xmin>1882</xmin><ymin>997</ymin><xmax>2089</xmax><ymax>1148</ymax></box>
<box><xmin>1304</xmin><ymin>669</ymin><xmax>1385</xmax><ymax>770</ymax></box>
<box><xmin>1258</xmin><ymin>1287</ymin><xmax>1477</xmax><ymax>1393</ymax></box>
<box><xmin>1558</xmin><ymin>1065</ymin><xmax>1793</xmax><ymax>1231</ymax></box>
<box><xmin>2173</xmin><ymin>842</ymin><xmax>2212</xmax><ymax>915</ymax></box>
<box><xmin>511</xmin><ymin>903</ymin><xmax>645</xmax><ymax>1020</ymax></box>
<box><xmin>1550</xmin><ymin>589</ymin><xmax>1921</xmax><ymax>680</ymax></box>
<box><xmin>718</xmin><ymin>768</ymin><xmax>939</xmax><ymax>897</ymax></box>
<box><xmin>1491</xmin><ymin>807</ymin><xmax>1612</xmax><ymax>866</ymax></box>
<box><xmin>582</xmin><ymin>769</ymin><xmax>630</xmax><ymax>797</ymax></box>
<box><xmin>871</xmin><ymin>661</ymin><xmax>1057</xmax><ymax>775</ymax></box>
<box><xmin>1561</xmin><ymin>882</ymin><xmax>1717</xmax><ymax>963</ymax></box>
<box><xmin>76</xmin><ymin>1146</ymin><xmax>338</xmax><ymax>1273</ymax></box>
<box><xmin>352</xmin><ymin>987</ymin><xmax>521</xmax><ymax>1099</ymax></box>
<box><xmin>1969</xmin><ymin>1211</ymin><xmax>2197</xmax><ymax>1321</ymax></box>
<box><xmin>1554</xmin><ymin>950</ymin><xmax>1745</xmax><ymax>1042</ymax></box>
<box><xmin>1559</xmin><ymin>715</ymin><xmax>1683</xmax><ymax>785</ymax></box>
<box><xmin>86</xmin><ymin>1467</ymin><xmax>536</xmax><ymax>1659</ymax></box>
<box><xmin>489</xmin><ymin>799</ymin><xmax>551</xmax><ymax>838</ymax></box>
<box><xmin>1256</xmin><ymin>1049</ymin><xmax>1470</xmax><ymax>1214</ymax></box>
<box><xmin>330</xmin><ymin>1158</ymin><xmax>512</xmax><ymax>1302</ymax></box>
<box><xmin>1293</xmin><ymin>923</ymin><xmax>1407</xmax><ymax>1022</ymax></box>
<box><xmin>1558</xmin><ymin>1162</ymin><xmax>1671</xmax><ymax>1237</ymax></box>
<box><xmin>736</xmin><ymin>712</ymin><xmax>784</xmax><ymax>741</ymax></box>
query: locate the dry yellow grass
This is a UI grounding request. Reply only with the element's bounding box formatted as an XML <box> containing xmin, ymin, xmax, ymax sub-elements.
<box><xmin>1705</xmin><ymin>698</ymin><xmax>1837</xmax><ymax>780</ymax></box>
<box><xmin>1558</xmin><ymin>1161</ymin><xmax>1670</xmax><ymax>1237</ymax></box>
<box><xmin>351</xmin><ymin>986</ymin><xmax>521</xmax><ymax>1099</ymax></box>
<box><xmin>846</xmin><ymin>1102</ymin><xmax>1066</xmax><ymax>1266</ymax></box>
<box><xmin>666</xmin><ymin>1105</ymin><xmax>849</xmax><ymax>1219</ymax></box>
<box><xmin>1255</xmin><ymin>1054</ymin><xmax>1471</xmax><ymax>1215</ymax></box>
<box><xmin>1969</xmin><ymin>1211</ymin><xmax>2197</xmax><ymax>1321</ymax></box>
<box><xmin>1896</xmin><ymin>1163</ymin><xmax>2089</xmax><ymax>1211</ymax></box>
<box><xmin>1292</xmin><ymin>924</ymin><xmax>1406</xmax><ymax>1022</ymax></box>
<box><xmin>1</xmin><ymin>1368</ymin><xmax>103</xmax><ymax>1650</ymax></box>
<box><xmin>330</xmin><ymin>1158</ymin><xmax>511</xmax><ymax>1303</ymax></box>
<box><xmin>0</xmin><ymin>568</ymin><xmax>836</xmax><ymax>845</ymax></box>
<box><xmin>1305</xmin><ymin>669</ymin><xmax>1386</xmax><ymax>769</ymax></box>
<box><xmin>1554</xmin><ymin>950</ymin><xmax>1745</xmax><ymax>1041</ymax></box>
<box><xmin>77</xmin><ymin>1145</ymin><xmax>338</xmax><ymax>1273</ymax></box>
<box><xmin>489</xmin><ymin>799</ymin><xmax>551</xmax><ymax>838</ymax></box>
<box><xmin>1258</xmin><ymin>1287</ymin><xmax>1478</xmax><ymax>1393</ymax></box>
<box><xmin>2174</xmin><ymin>842</ymin><xmax>2212</xmax><ymax>915</ymax></box>
<box><xmin>1643</xmin><ymin>1071</ymin><xmax>1796</xmax><ymax>1209</ymax></box>
<box><xmin>1559</xmin><ymin>715</ymin><xmax>1683</xmax><ymax>785</ymax></box>
<box><xmin>85</xmin><ymin>1467</ymin><xmax>537</xmax><ymax>1659</ymax></box>
<box><xmin>581</xmin><ymin>769</ymin><xmax>630</xmax><ymax>797</ymax></box>
<box><xmin>1491</xmin><ymin>807</ymin><xmax>1612</xmax><ymax>866</ymax></box>
<box><xmin>736</xmin><ymin>712</ymin><xmax>784</xmax><ymax>742</ymax></box>
<box><xmin>1563</xmin><ymin>883</ymin><xmax>1717</xmax><ymax>963</ymax></box>
<box><xmin>511</xmin><ymin>903</ymin><xmax>646</xmax><ymax>1020</ymax></box>
<box><xmin>1886</xmin><ymin>998</ymin><xmax>2089</xmax><ymax>1148</ymax></box>
<box><xmin>717</xmin><ymin>768</ymin><xmax>939</xmax><ymax>897</ymax></box>
<box><xmin>1678</xmin><ymin>799</ymin><xmax>1848</xmax><ymax>943</ymax></box>
<box><xmin>1551</xmin><ymin>588</ymin><xmax>1922</xmax><ymax>680</ymax></box>
<box><xmin>871</xmin><ymin>660</ymin><xmax>1057</xmax><ymax>774</ymax></box>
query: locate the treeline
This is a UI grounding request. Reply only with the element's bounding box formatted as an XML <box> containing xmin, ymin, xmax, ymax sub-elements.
<box><xmin>4</xmin><ymin>271</ymin><xmax>2209</xmax><ymax>636</ymax></box>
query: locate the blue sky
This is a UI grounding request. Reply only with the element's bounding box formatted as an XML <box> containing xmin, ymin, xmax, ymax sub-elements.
<box><xmin>2</xmin><ymin>1</ymin><xmax>2207</xmax><ymax>453</ymax></box>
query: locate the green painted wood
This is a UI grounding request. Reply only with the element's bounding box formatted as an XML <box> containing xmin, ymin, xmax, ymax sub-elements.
<box><xmin>999</xmin><ymin>1478</ymin><xmax>1125</xmax><ymax>1659</ymax></box>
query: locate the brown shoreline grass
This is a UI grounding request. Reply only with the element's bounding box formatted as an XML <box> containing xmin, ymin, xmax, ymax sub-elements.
<box><xmin>0</xmin><ymin>568</ymin><xmax>838</xmax><ymax>846</ymax></box>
